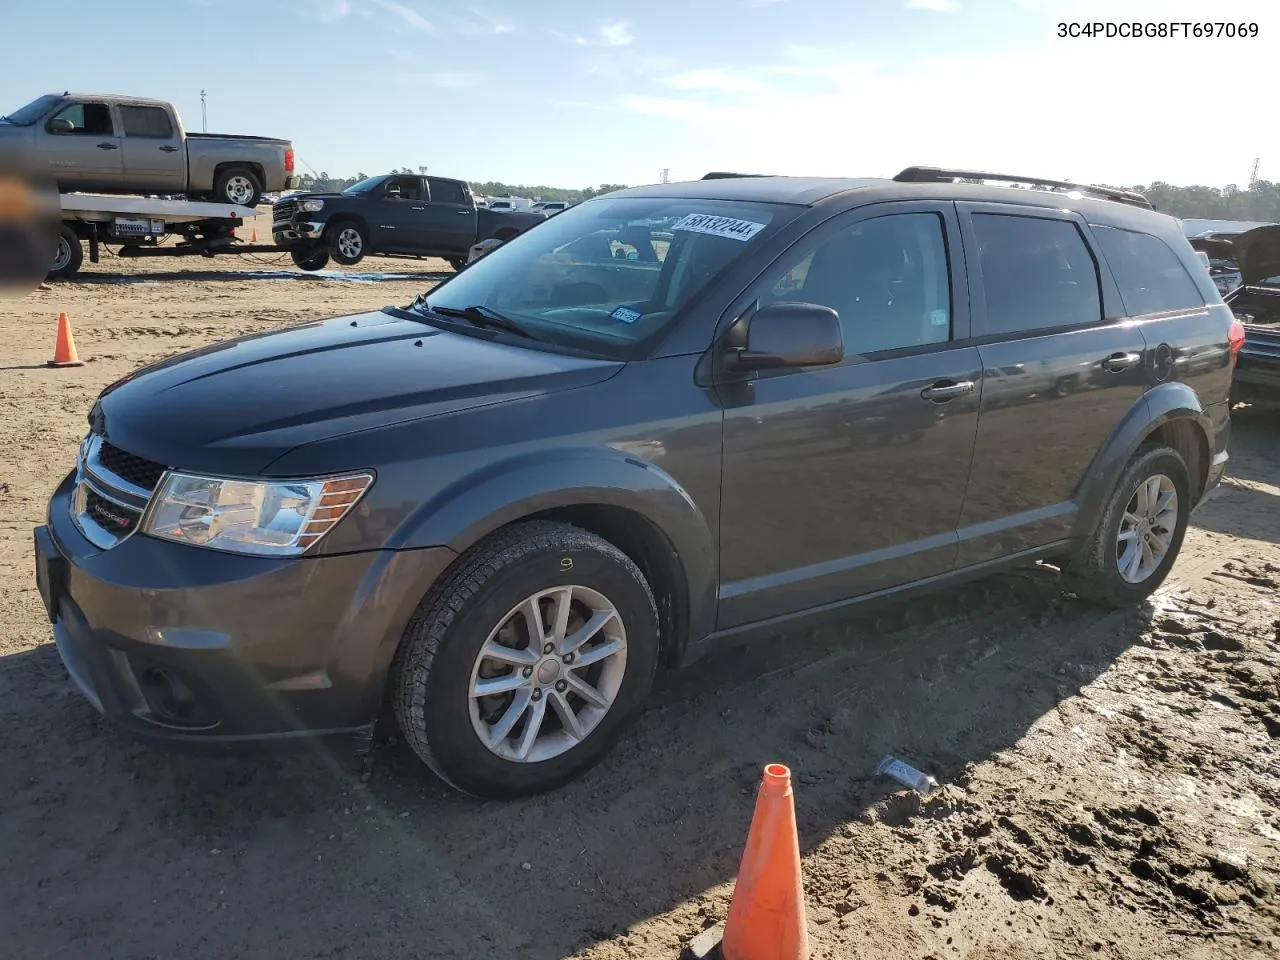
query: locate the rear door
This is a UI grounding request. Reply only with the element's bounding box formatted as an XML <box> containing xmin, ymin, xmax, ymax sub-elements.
<box><xmin>117</xmin><ymin>103</ymin><xmax>185</xmax><ymax>193</ymax></box>
<box><xmin>423</xmin><ymin>177</ymin><xmax>478</xmax><ymax>255</ymax></box>
<box><xmin>716</xmin><ymin>201</ymin><xmax>983</xmax><ymax>629</ymax></box>
<box><xmin>34</xmin><ymin>98</ymin><xmax>123</xmax><ymax>191</ymax></box>
<box><xmin>953</xmin><ymin>202</ymin><xmax>1149</xmax><ymax>566</ymax></box>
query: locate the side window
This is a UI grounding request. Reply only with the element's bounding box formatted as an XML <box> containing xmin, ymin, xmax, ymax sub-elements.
<box><xmin>427</xmin><ymin>178</ymin><xmax>467</xmax><ymax>205</ymax></box>
<box><xmin>119</xmin><ymin>105</ymin><xmax>174</xmax><ymax>138</ymax></box>
<box><xmin>385</xmin><ymin>176</ymin><xmax>421</xmax><ymax>201</ymax></box>
<box><xmin>763</xmin><ymin>212</ymin><xmax>953</xmax><ymax>355</ymax></box>
<box><xmin>48</xmin><ymin>102</ymin><xmax>114</xmax><ymax>136</ymax></box>
<box><xmin>971</xmin><ymin>213</ymin><xmax>1102</xmax><ymax>336</ymax></box>
<box><xmin>1092</xmin><ymin>225</ymin><xmax>1205</xmax><ymax>316</ymax></box>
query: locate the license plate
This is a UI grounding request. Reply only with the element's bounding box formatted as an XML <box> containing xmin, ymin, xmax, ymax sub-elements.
<box><xmin>33</xmin><ymin>527</ymin><xmax>66</xmax><ymax>624</ymax></box>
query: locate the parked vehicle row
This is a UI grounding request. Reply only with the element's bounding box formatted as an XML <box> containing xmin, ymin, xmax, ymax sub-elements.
<box><xmin>34</xmin><ymin>165</ymin><xmax>1239</xmax><ymax>798</ymax></box>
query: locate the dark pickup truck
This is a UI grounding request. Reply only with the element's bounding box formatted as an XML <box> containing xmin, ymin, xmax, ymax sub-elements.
<box><xmin>272</xmin><ymin>173</ymin><xmax>547</xmax><ymax>272</ymax></box>
<box><xmin>1189</xmin><ymin>225</ymin><xmax>1280</xmax><ymax>405</ymax></box>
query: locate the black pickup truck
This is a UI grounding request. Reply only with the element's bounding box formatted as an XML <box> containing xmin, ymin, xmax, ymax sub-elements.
<box><xmin>272</xmin><ymin>173</ymin><xmax>547</xmax><ymax>272</ymax></box>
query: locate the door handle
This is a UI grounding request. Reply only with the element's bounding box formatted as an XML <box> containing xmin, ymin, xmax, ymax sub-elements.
<box><xmin>160</xmin><ymin>145</ymin><xmax>179</xmax><ymax>153</ymax></box>
<box><xmin>97</xmin><ymin>142</ymin><xmax>118</xmax><ymax>150</ymax></box>
<box><xmin>920</xmin><ymin>380</ymin><xmax>975</xmax><ymax>402</ymax></box>
<box><xmin>456</xmin><ymin>210</ymin><xmax>471</xmax><ymax>215</ymax></box>
<box><xmin>410</xmin><ymin>205</ymin><xmax>426</xmax><ymax>211</ymax></box>
<box><xmin>1101</xmin><ymin>351</ymin><xmax>1141</xmax><ymax>373</ymax></box>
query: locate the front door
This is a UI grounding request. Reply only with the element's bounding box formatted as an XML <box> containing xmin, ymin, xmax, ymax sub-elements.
<box><xmin>34</xmin><ymin>99</ymin><xmax>123</xmax><ymax>191</ymax></box>
<box><xmin>372</xmin><ymin>175</ymin><xmax>430</xmax><ymax>252</ymax></box>
<box><xmin>117</xmin><ymin>102</ymin><xmax>185</xmax><ymax>194</ymax></box>
<box><xmin>951</xmin><ymin>202</ymin><xmax>1151</xmax><ymax>565</ymax></box>
<box><xmin>716</xmin><ymin>202</ymin><xmax>983</xmax><ymax>629</ymax></box>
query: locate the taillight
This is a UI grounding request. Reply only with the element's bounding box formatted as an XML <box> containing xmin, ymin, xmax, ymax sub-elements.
<box><xmin>1228</xmin><ymin>319</ymin><xmax>1246</xmax><ymax>362</ymax></box>
<box><xmin>284</xmin><ymin>148</ymin><xmax>295</xmax><ymax>173</ymax></box>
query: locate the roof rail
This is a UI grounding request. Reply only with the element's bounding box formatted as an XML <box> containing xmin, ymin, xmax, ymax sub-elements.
<box><xmin>701</xmin><ymin>171</ymin><xmax>771</xmax><ymax>180</ymax></box>
<box><xmin>893</xmin><ymin>166</ymin><xmax>1154</xmax><ymax>211</ymax></box>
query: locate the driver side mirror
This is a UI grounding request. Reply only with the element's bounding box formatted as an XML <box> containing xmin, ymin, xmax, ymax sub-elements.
<box><xmin>725</xmin><ymin>301</ymin><xmax>844</xmax><ymax>372</ymax></box>
<box><xmin>47</xmin><ymin>118</ymin><xmax>73</xmax><ymax>134</ymax></box>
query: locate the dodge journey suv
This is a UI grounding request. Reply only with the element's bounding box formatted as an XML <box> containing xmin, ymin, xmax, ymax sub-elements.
<box><xmin>34</xmin><ymin>166</ymin><xmax>1240</xmax><ymax>798</ymax></box>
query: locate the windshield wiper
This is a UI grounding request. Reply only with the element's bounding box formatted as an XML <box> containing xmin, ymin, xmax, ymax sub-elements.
<box><xmin>423</xmin><ymin>303</ymin><xmax>546</xmax><ymax>341</ymax></box>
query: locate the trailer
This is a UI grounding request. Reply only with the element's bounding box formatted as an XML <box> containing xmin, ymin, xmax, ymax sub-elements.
<box><xmin>51</xmin><ymin>193</ymin><xmax>283</xmax><ymax>279</ymax></box>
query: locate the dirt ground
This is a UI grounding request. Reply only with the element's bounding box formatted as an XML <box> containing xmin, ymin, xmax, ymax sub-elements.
<box><xmin>1</xmin><ymin>220</ymin><xmax>1278</xmax><ymax>960</ymax></box>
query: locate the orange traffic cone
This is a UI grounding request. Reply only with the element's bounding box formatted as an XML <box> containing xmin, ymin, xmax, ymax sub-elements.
<box><xmin>704</xmin><ymin>763</ymin><xmax>809</xmax><ymax>960</ymax></box>
<box><xmin>251</xmin><ymin>226</ymin><xmax>259</xmax><ymax>242</ymax></box>
<box><xmin>48</xmin><ymin>311</ymin><xmax>85</xmax><ymax>368</ymax></box>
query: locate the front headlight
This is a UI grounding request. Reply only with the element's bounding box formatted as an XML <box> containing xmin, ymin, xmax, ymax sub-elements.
<box><xmin>298</xmin><ymin>199</ymin><xmax>325</xmax><ymax>212</ymax></box>
<box><xmin>141</xmin><ymin>471</ymin><xmax>373</xmax><ymax>556</ymax></box>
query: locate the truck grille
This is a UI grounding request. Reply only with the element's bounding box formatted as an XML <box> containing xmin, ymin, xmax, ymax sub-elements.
<box><xmin>274</xmin><ymin>200</ymin><xmax>298</xmax><ymax>222</ymax></box>
<box><xmin>70</xmin><ymin>435</ymin><xmax>169</xmax><ymax>550</ymax></box>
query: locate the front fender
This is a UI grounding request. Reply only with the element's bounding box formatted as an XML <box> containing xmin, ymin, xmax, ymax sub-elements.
<box><xmin>1072</xmin><ymin>382</ymin><xmax>1212</xmax><ymax>539</ymax></box>
<box><xmin>390</xmin><ymin>447</ymin><xmax>719</xmax><ymax>644</ymax></box>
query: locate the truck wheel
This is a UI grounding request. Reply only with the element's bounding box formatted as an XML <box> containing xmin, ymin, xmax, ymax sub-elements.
<box><xmin>289</xmin><ymin>245</ymin><xmax>330</xmax><ymax>271</ymax></box>
<box><xmin>448</xmin><ymin>258</ymin><xmax>466</xmax><ymax>272</ymax></box>
<box><xmin>1062</xmin><ymin>444</ymin><xmax>1191</xmax><ymax>608</ymax></box>
<box><xmin>214</xmin><ymin>166</ymin><xmax>263</xmax><ymax>208</ymax></box>
<box><xmin>326</xmin><ymin>221</ymin><xmax>367</xmax><ymax>266</ymax></box>
<box><xmin>49</xmin><ymin>226</ymin><xmax>83</xmax><ymax>279</ymax></box>
<box><xmin>392</xmin><ymin>520</ymin><xmax>660</xmax><ymax>799</ymax></box>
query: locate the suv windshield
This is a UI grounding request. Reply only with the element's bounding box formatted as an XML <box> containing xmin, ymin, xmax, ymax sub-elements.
<box><xmin>3</xmin><ymin>94</ymin><xmax>62</xmax><ymax>126</ymax></box>
<box><xmin>420</xmin><ymin>195</ymin><xmax>789</xmax><ymax>357</ymax></box>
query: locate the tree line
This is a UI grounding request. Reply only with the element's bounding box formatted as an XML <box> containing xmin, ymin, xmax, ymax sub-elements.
<box><xmin>289</xmin><ymin>170</ymin><xmax>1280</xmax><ymax>222</ymax></box>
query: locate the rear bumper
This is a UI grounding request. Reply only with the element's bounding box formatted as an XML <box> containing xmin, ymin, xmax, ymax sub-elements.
<box><xmin>34</xmin><ymin>475</ymin><xmax>456</xmax><ymax>752</ymax></box>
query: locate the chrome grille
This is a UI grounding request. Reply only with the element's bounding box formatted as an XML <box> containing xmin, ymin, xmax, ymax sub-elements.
<box><xmin>70</xmin><ymin>435</ymin><xmax>166</xmax><ymax>550</ymax></box>
<box><xmin>273</xmin><ymin>199</ymin><xmax>298</xmax><ymax>222</ymax></box>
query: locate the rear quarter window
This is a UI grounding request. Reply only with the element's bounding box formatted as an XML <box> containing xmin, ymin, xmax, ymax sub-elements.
<box><xmin>1093</xmin><ymin>225</ymin><xmax>1205</xmax><ymax>316</ymax></box>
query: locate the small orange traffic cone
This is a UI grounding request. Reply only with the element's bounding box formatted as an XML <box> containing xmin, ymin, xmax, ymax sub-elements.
<box><xmin>702</xmin><ymin>763</ymin><xmax>809</xmax><ymax>960</ymax></box>
<box><xmin>48</xmin><ymin>311</ymin><xmax>85</xmax><ymax>368</ymax></box>
<box><xmin>251</xmin><ymin>226</ymin><xmax>259</xmax><ymax>242</ymax></box>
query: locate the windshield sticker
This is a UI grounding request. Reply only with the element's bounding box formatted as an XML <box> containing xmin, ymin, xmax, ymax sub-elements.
<box><xmin>671</xmin><ymin>213</ymin><xmax>766</xmax><ymax>243</ymax></box>
<box><xmin>610</xmin><ymin>306</ymin><xmax>643</xmax><ymax>324</ymax></box>
<box><xmin>930</xmin><ymin>309</ymin><xmax>949</xmax><ymax>327</ymax></box>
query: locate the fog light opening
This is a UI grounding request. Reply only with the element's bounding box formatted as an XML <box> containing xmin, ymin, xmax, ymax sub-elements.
<box><xmin>140</xmin><ymin>667</ymin><xmax>196</xmax><ymax>722</ymax></box>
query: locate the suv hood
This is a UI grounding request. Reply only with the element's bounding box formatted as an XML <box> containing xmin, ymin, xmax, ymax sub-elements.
<box><xmin>1189</xmin><ymin>224</ymin><xmax>1280</xmax><ymax>285</ymax></box>
<box><xmin>91</xmin><ymin>309</ymin><xmax>622</xmax><ymax>477</ymax></box>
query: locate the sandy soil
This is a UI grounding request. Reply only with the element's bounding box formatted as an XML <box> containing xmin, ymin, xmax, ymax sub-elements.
<box><xmin>1</xmin><ymin>226</ymin><xmax>1278</xmax><ymax>959</ymax></box>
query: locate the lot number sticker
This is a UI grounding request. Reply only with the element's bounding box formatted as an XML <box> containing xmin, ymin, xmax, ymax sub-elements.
<box><xmin>672</xmin><ymin>213</ymin><xmax>766</xmax><ymax>242</ymax></box>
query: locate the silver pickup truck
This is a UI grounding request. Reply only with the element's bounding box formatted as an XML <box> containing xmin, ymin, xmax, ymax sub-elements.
<box><xmin>0</xmin><ymin>92</ymin><xmax>300</xmax><ymax>207</ymax></box>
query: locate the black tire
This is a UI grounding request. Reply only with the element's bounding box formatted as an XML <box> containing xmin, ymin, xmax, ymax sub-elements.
<box><xmin>213</xmin><ymin>166</ymin><xmax>263</xmax><ymax>208</ymax></box>
<box><xmin>289</xmin><ymin>245</ymin><xmax>330</xmax><ymax>271</ymax></box>
<box><xmin>1063</xmin><ymin>444</ymin><xmax>1191</xmax><ymax>608</ymax></box>
<box><xmin>325</xmin><ymin>220</ymin><xmax>367</xmax><ymax>266</ymax></box>
<box><xmin>448</xmin><ymin>257</ymin><xmax>466</xmax><ymax>272</ymax></box>
<box><xmin>392</xmin><ymin>520</ymin><xmax>660</xmax><ymax>799</ymax></box>
<box><xmin>48</xmin><ymin>225</ymin><xmax>83</xmax><ymax>280</ymax></box>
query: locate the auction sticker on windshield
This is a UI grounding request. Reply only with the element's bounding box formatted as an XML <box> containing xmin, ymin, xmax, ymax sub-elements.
<box><xmin>672</xmin><ymin>213</ymin><xmax>766</xmax><ymax>242</ymax></box>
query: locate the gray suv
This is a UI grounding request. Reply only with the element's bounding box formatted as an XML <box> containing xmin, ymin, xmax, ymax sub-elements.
<box><xmin>33</xmin><ymin>167</ymin><xmax>1240</xmax><ymax>798</ymax></box>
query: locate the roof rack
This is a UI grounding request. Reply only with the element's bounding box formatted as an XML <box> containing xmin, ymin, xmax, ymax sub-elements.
<box><xmin>701</xmin><ymin>171</ymin><xmax>771</xmax><ymax>180</ymax></box>
<box><xmin>892</xmin><ymin>166</ymin><xmax>1154</xmax><ymax>211</ymax></box>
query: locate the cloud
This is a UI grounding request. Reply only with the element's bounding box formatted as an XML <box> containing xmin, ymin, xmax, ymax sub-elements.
<box><xmin>663</xmin><ymin>68</ymin><xmax>769</xmax><ymax>95</ymax></box>
<box><xmin>904</xmin><ymin>0</ymin><xmax>958</xmax><ymax>10</ymax></box>
<box><xmin>451</xmin><ymin>6</ymin><xmax>516</xmax><ymax>35</ymax></box>
<box><xmin>318</xmin><ymin>0</ymin><xmax>352</xmax><ymax>22</ymax></box>
<box><xmin>367</xmin><ymin>0</ymin><xmax>435</xmax><ymax>32</ymax></box>
<box><xmin>551</xmin><ymin>21</ymin><xmax>634</xmax><ymax>47</ymax></box>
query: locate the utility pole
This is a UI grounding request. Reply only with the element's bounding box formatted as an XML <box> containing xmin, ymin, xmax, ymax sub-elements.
<box><xmin>1250</xmin><ymin>157</ymin><xmax>1260</xmax><ymax>186</ymax></box>
<box><xmin>661</xmin><ymin>167</ymin><xmax>670</xmax><ymax>184</ymax></box>
<box><xmin>200</xmin><ymin>90</ymin><xmax>207</xmax><ymax>132</ymax></box>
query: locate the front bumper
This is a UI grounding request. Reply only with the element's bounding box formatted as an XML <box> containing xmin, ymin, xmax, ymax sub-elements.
<box><xmin>272</xmin><ymin>220</ymin><xmax>326</xmax><ymax>245</ymax></box>
<box><xmin>34</xmin><ymin>472</ymin><xmax>456</xmax><ymax>751</ymax></box>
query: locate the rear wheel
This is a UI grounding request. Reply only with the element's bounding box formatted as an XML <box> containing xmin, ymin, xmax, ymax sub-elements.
<box><xmin>448</xmin><ymin>257</ymin><xmax>466</xmax><ymax>272</ymax></box>
<box><xmin>48</xmin><ymin>225</ymin><xmax>83</xmax><ymax>279</ymax></box>
<box><xmin>1063</xmin><ymin>444</ymin><xmax>1191</xmax><ymax>607</ymax></box>
<box><xmin>392</xmin><ymin>520</ymin><xmax>660</xmax><ymax>799</ymax></box>
<box><xmin>289</xmin><ymin>245</ymin><xmax>330</xmax><ymax>271</ymax></box>
<box><xmin>213</xmin><ymin>166</ymin><xmax>263</xmax><ymax>208</ymax></box>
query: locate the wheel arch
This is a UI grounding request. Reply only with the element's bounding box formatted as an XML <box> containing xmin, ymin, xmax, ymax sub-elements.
<box><xmin>1073</xmin><ymin>382</ymin><xmax>1213</xmax><ymax>539</ymax></box>
<box><xmin>388</xmin><ymin>449</ymin><xmax>718</xmax><ymax>668</ymax></box>
<box><xmin>213</xmin><ymin>160</ymin><xmax>265</xmax><ymax>191</ymax></box>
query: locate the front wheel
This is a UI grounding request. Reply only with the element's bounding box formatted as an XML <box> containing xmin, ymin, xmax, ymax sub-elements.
<box><xmin>49</xmin><ymin>225</ymin><xmax>83</xmax><ymax>279</ymax></box>
<box><xmin>326</xmin><ymin>221</ymin><xmax>367</xmax><ymax>266</ymax></box>
<box><xmin>289</xmin><ymin>245</ymin><xmax>330</xmax><ymax>271</ymax></box>
<box><xmin>1063</xmin><ymin>444</ymin><xmax>1191</xmax><ymax>607</ymax></box>
<box><xmin>392</xmin><ymin>520</ymin><xmax>660</xmax><ymax>798</ymax></box>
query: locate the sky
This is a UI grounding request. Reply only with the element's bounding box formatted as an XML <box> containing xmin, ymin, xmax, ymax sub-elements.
<box><xmin>0</xmin><ymin>0</ymin><xmax>1273</xmax><ymax>190</ymax></box>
